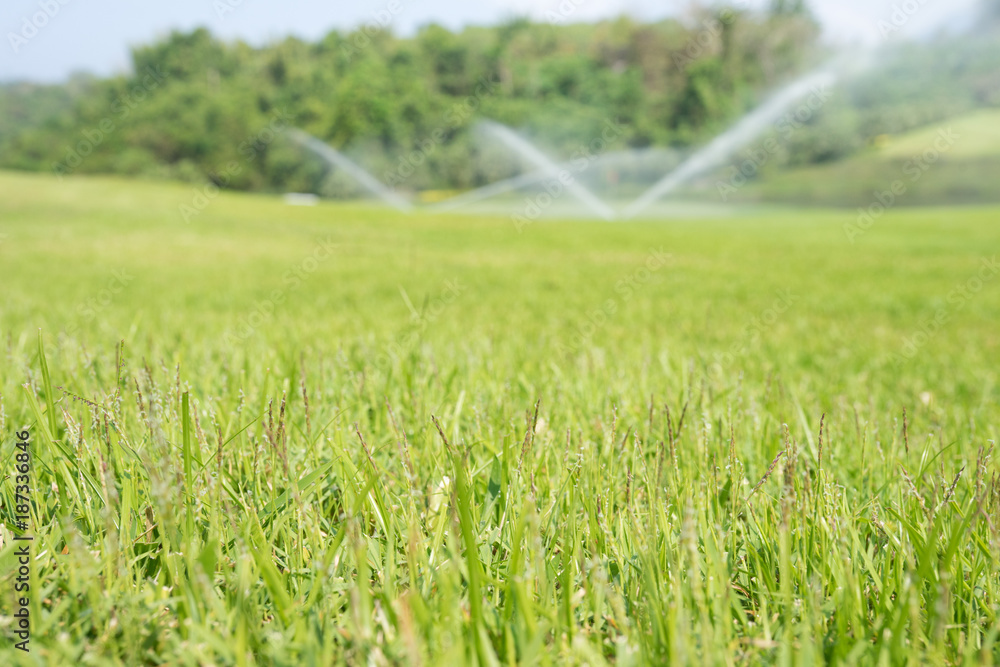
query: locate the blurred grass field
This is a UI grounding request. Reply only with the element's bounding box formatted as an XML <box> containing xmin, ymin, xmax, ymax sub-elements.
<box><xmin>1</xmin><ymin>169</ymin><xmax>999</xmax><ymax>665</ymax></box>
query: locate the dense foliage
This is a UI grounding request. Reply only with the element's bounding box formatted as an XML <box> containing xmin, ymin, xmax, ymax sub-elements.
<box><xmin>0</xmin><ymin>5</ymin><xmax>997</xmax><ymax>199</ymax></box>
<box><xmin>1</xmin><ymin>9</ymin><xmax>823</xmax><ymax>193</ymax></box>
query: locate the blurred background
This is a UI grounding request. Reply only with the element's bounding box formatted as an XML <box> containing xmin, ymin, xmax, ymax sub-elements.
<box><xmin>2</xmin><ymin>0</ymin><xmax>999</xmax><ymax>216</ymax></box>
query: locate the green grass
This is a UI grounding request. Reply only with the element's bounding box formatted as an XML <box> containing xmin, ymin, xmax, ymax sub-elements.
<box><xmin>879</xmin><ymin>110</ymin><xmax>1000</xmax><ymax>160</ymax></box>
<box><xmin>729</xmin><ymin>109</ymin><xmax>1000</xmax><ymax>207</ymax></box>
<box><xmin>1</xmin><ymin>169</ymin><xmax>999</xmax><ymax>665</ymax></box>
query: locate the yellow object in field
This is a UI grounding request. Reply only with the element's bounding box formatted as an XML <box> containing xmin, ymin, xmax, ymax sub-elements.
<box><xmin>418</xmin><ymin>189</ymin><xmax>463</xmax><ymax>203</ymax></box>
<box><xmin>872</xmin><ymin>134</ymin><xmax>891</xmax><ymax>149</ymax></box>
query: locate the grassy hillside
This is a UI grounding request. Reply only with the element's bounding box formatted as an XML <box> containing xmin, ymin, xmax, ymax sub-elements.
<box><xmin>729</xmin><ymin>109</ymin><xmax>1000</xmax><ymax>207</ymax></box>
<box><xmin>878</xmin><ymin>109</ymin><xmax>1000</xmax><ymax>160</ymax></box>
<box><xmin>1</xmin><ymin>171</ymin><xmax>999</xmax><ymax>664</ymax></box>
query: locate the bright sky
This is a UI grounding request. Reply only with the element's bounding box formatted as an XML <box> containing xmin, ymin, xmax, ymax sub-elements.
<box><xmin>0</xmin><ymin>0</ymin><xmax>984</xmax><ymax>83</ymax></box>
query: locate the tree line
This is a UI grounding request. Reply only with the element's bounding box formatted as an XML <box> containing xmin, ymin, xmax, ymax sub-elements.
<box><xmin>0</xmin><ymin>4</ymin><xmax>996</xmax><ymax>196</ymax></box>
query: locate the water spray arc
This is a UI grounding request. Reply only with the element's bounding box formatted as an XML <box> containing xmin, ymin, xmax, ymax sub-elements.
<box><xmin>443</xmin><ymin>59</ymin><xmax>852</xmax><ymax>221</ymax></box>
<box><xmin>290</xmin><ymin>57</ymin><xmax>864</xmax><ymax>221</ymax></box>
<box><xmin>621</xmin><ymin>58</ymin><xmax>853</xmax><ymax>219</ymax></box>
<box><xmin>428</xmin><ymin>168</ymin><xmax>564</xmax><ymax>213</ymax></box>
<box><xmin>288</xmin><ymin>129</ymin><xmax>412</xmax><ymax>212</ymax></box>
<box><xmin>428</xmin><ymin>147</ymin><xmax>682</xmax><ymax>214</ymax></box>
<box><xmin>478</xmin><ymin>121</ymin><xmax>618</xmax><ymax>220</ymax></box>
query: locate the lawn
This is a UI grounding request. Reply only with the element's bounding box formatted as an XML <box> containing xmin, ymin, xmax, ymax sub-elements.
<box><xmin>1</xmin><ymin>169</ymin><xmax>999</xmax><ymax>665</ymax></box>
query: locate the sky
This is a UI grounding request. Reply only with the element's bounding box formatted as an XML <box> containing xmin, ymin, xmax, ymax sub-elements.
<box><xmin>0</xmin><ymin>0</ymin><xmax>985</xmax><ymax>83</ymax></box>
